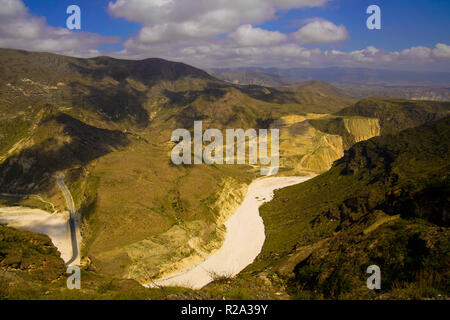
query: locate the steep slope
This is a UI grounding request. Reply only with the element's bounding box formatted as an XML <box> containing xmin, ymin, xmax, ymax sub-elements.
<box><xmin>277</xmin><ymin>96</ymin><xmax>450</xmax><ymax>173</ymax></box>
<box><xmin>0</xmin><ymin>223</ymin><xmax>66</xmax><ymax>297</ymax></box>
<box><xmin>214</xmin><ymin>117</ymin><xmax>449</xmax><ymax>299</ymax></box>
<box><xmin>0</xmin><ymin>223</ymin><xmax>196</xmax><ymax>300</ymax></box>
<box><xmin>0</xmin><ymin>108</ymin><xmax>129</xmax><ymax>194</ymax></box>
<box><xmin>0</xmin><ymin>48</ymin><xmax>216</xmax><ymax>129</ymax></box>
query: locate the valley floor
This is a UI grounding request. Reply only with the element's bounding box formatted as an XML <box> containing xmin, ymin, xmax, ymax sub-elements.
<box><xmin>146</xmin><ymin>176</ymin><xmax>312</xmax><ymax>289</ymax></box>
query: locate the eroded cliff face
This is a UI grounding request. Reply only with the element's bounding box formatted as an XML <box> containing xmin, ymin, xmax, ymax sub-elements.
<box><xmin>278</xmin><ymin>115</ymin><xmax>381</xmax><ymax>174</ymax></box>
<box><xmin>298</xmin><ymin>133</ymin><xmax>344</xmax><ymax>172</ymax></box>
<box><xmin>123</xmin><ymin>177</ymin><xmax>248</xmax><ymax>283</ymax></box>
<box><xmin>277</xmin><ymin>115</ymin><xmax>342</xmax><ymax>173</ymax></box>
<box><xmin>343</xmin><ymin>118</ymin><xmax>380</xmax><ymax>143</ymax></box>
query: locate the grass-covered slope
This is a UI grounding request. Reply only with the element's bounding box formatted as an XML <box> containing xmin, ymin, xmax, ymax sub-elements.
<box><xmin>0</xmin><ymin>223</ymin><xmax>66</xmax><ymax>298</ymax></box>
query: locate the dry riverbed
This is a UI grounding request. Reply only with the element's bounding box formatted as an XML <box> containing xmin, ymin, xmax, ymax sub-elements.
<box><xmin>146</xmin><ymin>176</ymin><xmax>312</xmax><ymax>289</ymax></box>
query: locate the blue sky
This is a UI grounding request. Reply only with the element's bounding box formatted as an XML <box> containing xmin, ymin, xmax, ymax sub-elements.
<box><xmin>2</xmin><ymin>0</ymin><xmax>449</xmax><ymax>70</ymax></box>
<box><xmin>22</xmin><ymin>0</ymin><xmax>450</xmax><ymax>52</ymax></box>
<box><xmin>259</xmin><ymin>0</ymin><xmax>450</xmax><ymax>51</ymax></box>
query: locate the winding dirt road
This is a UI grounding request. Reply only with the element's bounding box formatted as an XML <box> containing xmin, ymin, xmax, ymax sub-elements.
<box><xmin>56</xmin><ymin>175</ymin><xmax>80</xmax><ymax>266</ymax></box>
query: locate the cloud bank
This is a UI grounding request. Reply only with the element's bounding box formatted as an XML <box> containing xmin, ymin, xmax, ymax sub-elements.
<box><xmin>0</xmin><ymin>0</ymin><xmax>118</xmax><ymax>57</ymax></box>
<box><xmin>0</xmin><ymin>0</ymin><xmax>449</xmax><ymax>71</ymax></box>
<box><xmin>106</xmin><ymin>0</ymin><xmax>450</xmax><ymax>70</ymax></box>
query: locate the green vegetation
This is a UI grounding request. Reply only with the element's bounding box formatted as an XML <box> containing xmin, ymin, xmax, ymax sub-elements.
<box><xmin>0</xmin><ymin>117</ymin><xmax>31</xmax><ymax>156</ymax></box>
<box><xmin>229</xmin><ymin>116</ymin><xmax>450</xmax><ymax>299</ymax></box>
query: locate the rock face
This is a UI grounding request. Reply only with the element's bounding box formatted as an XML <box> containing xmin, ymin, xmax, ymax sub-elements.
<box><xmin>278</xmin><ymin>115</ymin><xmax>381</xmax><ymax>174</ymax></box>
<box><xmin>343</xmin><ymin>117</ymin><xmax>380</xmax><ymax>143</ymax></box>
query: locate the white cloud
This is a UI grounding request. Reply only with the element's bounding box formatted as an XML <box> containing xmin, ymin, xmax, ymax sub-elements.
<box><xmin>108</xmin><ymin>0</ymin><xmax>330</xmax><ymax>44</ymax></box>
<box><xmin>433</xmin><ymin>43</ymin><xmax>450</xmax><ymax>59</ymax></box>
<box><xmin>292</xmin><ymin>19</ymin><xmax>349</xmax><ymax>44</ymax></box>
<box><xmin>110</xmin><ymin>0</ymin><xmax>349</xmax><ymax>67</ymax></box>
<box><xmin>0</xmin><ymin>0</ymin><xmax>25</xmax><ymax>17</ymax></box>
<box><xmin>115</xmin><ymin>40</ymin><xmax>450</xmax><ymax>71</ymax></box>
<box><xmin>0</xmin><ymin>0</ymin><xmax>118</xmax><ymax>57</ymax></box>
<box><xmin>108</xmin><ymin>0</ymin><xmax>329</xmax><ymax>25</ymax></box>
<box><xmin>401</xmin><ymin>46</ymin><xmax>432</xmax><ymax>60</ymax></box>
<box><xmin>229</xmin><ymin>25</ymin><xmax>287</xmax><ymax>46</ymax></box>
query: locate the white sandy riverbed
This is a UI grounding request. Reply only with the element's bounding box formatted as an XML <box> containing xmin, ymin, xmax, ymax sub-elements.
<box><xmin>146</xmin><ymin>176</ymin><xmax>312</xmax><ymax>289</ymax></box>
<box><xmin>0</xmin><ymin>207</ymin><xmax>78</xmax><ymax>265</ymax></box>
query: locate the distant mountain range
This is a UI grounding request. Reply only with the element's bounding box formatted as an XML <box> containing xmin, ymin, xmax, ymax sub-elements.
<box><xmin>211</xmin><ymin>66</ymin><xmax>450</xmax><ymax>85</ymax></box>
<box><xmin>210</xmin><ymin>67</ymin><xmax>450</xmax><ymax>101</ymax></box>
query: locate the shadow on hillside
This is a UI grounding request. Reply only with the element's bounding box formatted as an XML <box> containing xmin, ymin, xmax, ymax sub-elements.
<box><xmin>68</xmin><ymin>82</ymin><xmax>149</xmax><ymax>128</ymax></box>
<box><xmin>0</xmin><ymin>113</ymin><xmax>130</xmax><ymax>194</ymax></box>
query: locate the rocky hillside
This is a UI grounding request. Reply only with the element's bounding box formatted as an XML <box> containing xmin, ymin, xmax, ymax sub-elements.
<box><xmin>211</xmin><ymin>116</ymin><xmax>449</xmax><ymax>299</ymax></box>
<box><xmin>0</xmin><ymin>223</ymin><xmax>66</xmax><ymax>297</ymax></box>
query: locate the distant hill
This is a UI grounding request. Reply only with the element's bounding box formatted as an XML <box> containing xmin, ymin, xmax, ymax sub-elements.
<box><xmin>209</xmin><ymin>69</ymin><xmax>295</xmax><ymax>86</ymax></box>
<box><xmin>336</xmin><ymin>84</ymin><xmax>450</xmax><ymax>101</ymax></box>
<box><xmin>0</xmin><ymin>48</ymin><xmax>215</xmax><ymax>84</ymax></box>
<box><xmin>213</xmin><ymin>66</ymin><xmax>450</xmax><ymax>85</ymax></box>
<box><xmin>212</xmin><ymin>66</ymin><xmax>450</xmax><ymax>102</ymax></box>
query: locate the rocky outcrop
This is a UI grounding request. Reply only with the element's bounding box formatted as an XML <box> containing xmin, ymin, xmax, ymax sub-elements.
<box><xmin>278</xmin><ymin>114</ymin><xmax>381</xmax><ymax>174</ymax></box>
<box><xmin>343</xmin><ymin>117</ymin><xmax>380</xmax><ymax>143</ymax></box>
